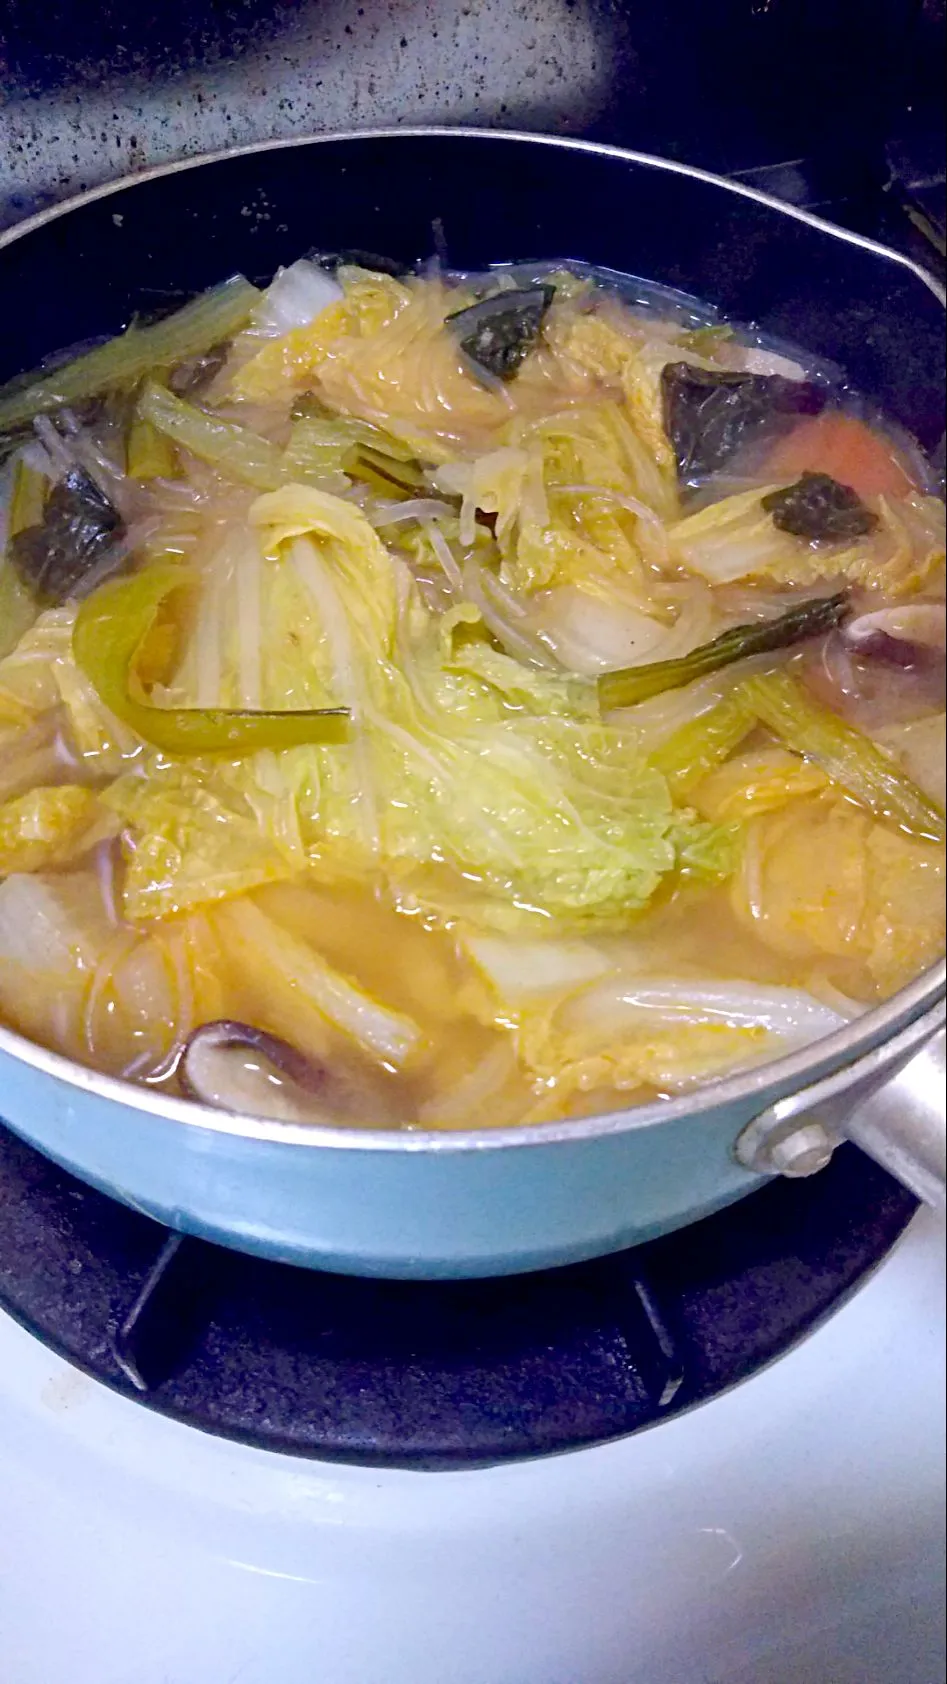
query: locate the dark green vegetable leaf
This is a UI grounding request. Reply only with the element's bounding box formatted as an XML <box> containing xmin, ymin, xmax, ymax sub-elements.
<box><xmin>661</xmin><ymin>363</ymin><xmax>825</xmax><ymax>483</ymax></box>
<box><xmin>761</xmin><ymin>471</ymin><xmax>879</xmax><ymax>543</ymax></box>
<box><xmin>73</xmin><ymin>562</ymin><xmax>352</xmax><ymax>755</ymax></box>
<box><xmin>599</xmin><ymin>592</ymin><xmax>848</xmax><ymax>710</ymax></box>
<box><xmin>10</xmin><ymin>468</ymin><xmax>125</xmax><ymax>606</ymax></box>
<box><xmin>446</xmin><ymin>286</ymin><xmax>555</xmax><ymax>381</ymax></box>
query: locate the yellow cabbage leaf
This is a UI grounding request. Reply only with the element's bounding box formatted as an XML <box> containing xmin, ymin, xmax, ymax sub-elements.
<box><xmin>213</xmin><ymin>896</ymin><xmax>423</xmax><ymax>1068</ymax></box>
<box><xmin>237</xmin><ymin>274</ymin><xmax>513</xmax><ymax>458</ymax></box>
<box><xmin>733</xmin><ymin>791</ymin><xmax>945</xmax><ymax>994</ymax></box>
<box><xmin>692</xmin><ymin>746</ymin><xmax>829</xmax><ymax>822</ymax></box>
<box><xmin>0</xmin><ymin>867</ymin><xmax>229</xmax><ymax>1073</ymax></box>
<box><xmin>0</xmin><ymin>784</ymin><xmax>107</xmax><ymax>874</ymax></box>
<box><xmin>0</xmin><ymin>869</ymin><xmax>114</xmax><ymax>1056</ymax></box>
<box><xmin>248</xmin><ymin>482</ymin><xmax>399</xmax><ymax>713</ymax></box>
<box><xmin>103</xmin><ymin>753</ymin><xmax>309</xmax><ymax>920</ymax></box>
<box><xmin>103</xmin><ymin>487</ymin><xmax>730</xmax><ymax>928</ymax></box>
<box><xmin>231</xmin><ymin>269</ymin><xmax>411</xmax><ymax>404</ymax></box>
<box><xmin>516</xmin><ymin>1003</ymin><xmax>768</xmax><ymax>1117</ymax></box>
<box><xmin>670</xmin><ymin>485</ymin><xmax>946</xmax><ymax>595</ymax></box>
<box><xmin>545</xmin><ymin>308</ymin><xmax>681</xmax><ymax>485</ymax></box>
<box><xmin>513</xmin><ymin>971</ymin><xmax>851</xmax><ymax>1116</ymax></box>
<box><xmin>444</xmin><ymin>402</ymin><xmax>677</xmax><ymax>597</ymax></box>
<box><xmin>84</xmin><ymin>915</ymin><xmax>228</xmax><ymax>1079</ymax></box>
<box><xmin>0</xmin><ymin>605</ymin><xmax>141</xmax><ymax>771</ymax></box>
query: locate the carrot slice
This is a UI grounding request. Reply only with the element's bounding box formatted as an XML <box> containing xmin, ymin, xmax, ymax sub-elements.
<box><xmin>764</xmin><ymin>413</ymin><xmax>917</xmax><ymax>500</ymax></box>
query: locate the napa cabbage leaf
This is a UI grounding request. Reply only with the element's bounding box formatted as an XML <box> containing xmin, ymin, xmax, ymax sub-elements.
<box><xmin>514</xmin><ymin>975</ymin><xmax>850</xmax><ymax>1118</ymax></box>
<box><xmin>731</xmin><ymin>792</ymin><xmax>946</xmax><ymax>995</ymax></box>
<box><xmin>0</xmin><ymin>784</ymin><xmax>107</xmax><ymax>874</ymax></box>
<box><xmin>438</xmin><ymin>402</ymin><xmax>678</xmax><ymax>597</ymax></box>
<box><xmin>669</xmin><ymin>484</ymin><xmax>945</xmax><ymax>594</ymax></box>
<box><xmin>105</xmin><ymin>485</ymin><xmax>732</xmax><ymax>925</ymax></box>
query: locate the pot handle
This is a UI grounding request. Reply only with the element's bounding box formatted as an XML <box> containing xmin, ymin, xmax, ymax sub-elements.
<box><xmin>734</xmin><ymin>1001</ymin><xmax>946</xmax><ymax>1209</ymax></box>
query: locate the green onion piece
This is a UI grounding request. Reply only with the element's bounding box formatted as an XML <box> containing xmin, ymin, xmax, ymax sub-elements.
<box><xmin>0</xmin><ymin>276</ymin><xmax>260</xmax><ymax>434</ymax></box>
<box><xmin>650</xmin><ymin>695</ymin><xmax>757</xmax><ymax>797</ymax></box>
<box><xmin>286</xmin><ymin>400</ymin><xmax>430</xmax><ymax>494</ymax></box>
<box><xmin>126</xmin><ymin>415</ymin><xmax>178</xmax><ymax>481</ymax></box>
<box><xmin>73</xmin><ymin>562</ymin><xmax>351</xmax><ymax>755</ymax></box>
<box><xmin>0</xmin><ymin>563</ymin><xmax>39</xmax><ymax>658</ymax></box>
<box><xmin>9</xmin><ymin>458</ymin><xmax>48</xmax><ymax>535</ymax></box>
<box><xmin>289</xmin><ymin>395</ymin><xmax>419</xmax><ymax>462</ymax></box>
<box><xmin>139</xmin><ymin>385</ymin><xmax>424</xmax><ymax>498</ymax></box>
<box><xmin>735</xmin><ymin>668</ymin><xmax>946</xmax><ymax>842</ymax></box>
<box><xmin>138</xmin><ymin>381</ymin><xmax>285</xmax><ymax>490</ymax></box>
<box><xmin>598</xmin><ymin>592</ymin><xmax>848</xmax><ymax>711</ymax></box>
<box><xmin>282</xmin><ymin>416</ymin><xmax>358</xmax><ymax>481</ymax></box>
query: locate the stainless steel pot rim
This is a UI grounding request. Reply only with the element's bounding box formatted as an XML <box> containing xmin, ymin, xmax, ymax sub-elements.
<box><xmin>2</xmin><ymin>124</ymin><xmax>945</xmax><ymax>309</ymax></box>
<box><xmin>0</xmin><ymin>126</ymin><xmax>943</xmax><ymax>1154</ymax></box>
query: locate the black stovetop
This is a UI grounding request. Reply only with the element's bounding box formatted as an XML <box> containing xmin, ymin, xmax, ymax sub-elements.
<box><xmin>2</xmin><ymin>0</ymin><xmax>945</xmax><ymax>245</ymax></box>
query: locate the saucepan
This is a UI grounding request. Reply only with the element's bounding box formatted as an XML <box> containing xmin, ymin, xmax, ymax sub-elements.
<box><xmin>0</xmin><ymin>129</ymin><xmax>943</xmax><ymax>1277</ymax></box>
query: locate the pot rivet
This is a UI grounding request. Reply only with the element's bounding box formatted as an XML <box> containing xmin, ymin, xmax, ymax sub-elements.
<box><xmin>768</xmin><ymin>1122</ymin><xmax>836</xmax><ymax>1178</ymax></box>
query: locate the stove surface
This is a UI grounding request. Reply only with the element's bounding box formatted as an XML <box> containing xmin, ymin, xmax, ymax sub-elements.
<box><xmin>0</xmin><ymin>0</ymin><xmax>932</xmax><ymax>229</ymax></box>
<box><xmin>1</xmin><ymin>1204</ymin><xmax>943</xmax><ymax>1684</ymax></box>
<box><xmin>3</xmin><ymin>0</ymin><xmax>945</xmax><ymax>285</ymax></box>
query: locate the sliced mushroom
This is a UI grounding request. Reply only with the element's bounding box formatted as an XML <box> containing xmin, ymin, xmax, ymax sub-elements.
<box><xmin>844</xmin><ymin>604</ymin><xmax>946</xmax><ymax>664</ymax></box>
<box><xmin>180</xmin><ymin>1020</ymin><xmax>399</xmax><ymax>1126</ymax></box>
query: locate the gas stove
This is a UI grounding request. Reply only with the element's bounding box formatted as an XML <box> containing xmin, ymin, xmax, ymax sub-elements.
<box><xmin>0</xmin><ymin>5</ymin><xmax>944</xmax><ymax>1681</ymax></box>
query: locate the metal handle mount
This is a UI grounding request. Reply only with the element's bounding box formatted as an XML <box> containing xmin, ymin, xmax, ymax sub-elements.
<box><xmin>734</xmin><ymin>1002</ymin><xmax>946</xmax><ymax>1209</ymax></box>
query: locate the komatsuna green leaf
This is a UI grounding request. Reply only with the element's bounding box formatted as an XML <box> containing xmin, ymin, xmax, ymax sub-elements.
<box><xmin>73</xmin><ymin>561</ymin><xmax>350</xmax><ymax>755</ymax></box>
<box><xmin>0</xmin><ymin>276</ymin><xmax>260</xmax><ymax>436</ymax></box>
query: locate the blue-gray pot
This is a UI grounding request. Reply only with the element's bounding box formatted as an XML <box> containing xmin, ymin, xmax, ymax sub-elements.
<box><xmin>0</xmin><ymin>130</ymin><xmax>943</xmax><ymax>1276</ymax></box>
